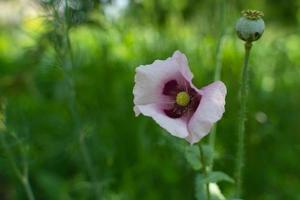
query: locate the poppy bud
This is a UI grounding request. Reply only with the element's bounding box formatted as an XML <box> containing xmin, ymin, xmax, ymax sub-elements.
<box><xmin>236</xmin><ymin>10</ymin><xmax>265</xmax><ymax>42</ymax></box>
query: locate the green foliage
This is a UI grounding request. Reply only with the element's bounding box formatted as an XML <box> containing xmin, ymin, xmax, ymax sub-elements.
<box><xmin>201</xmin><ymin>144</ymin><xmax>214</xmax><ymax>168</ymax></box>
<box><xmin>184</xmin><ymin>144</ymin><xmax>214</xmax><ymax>171</ymax></box>
<box><xmin>195</xmin><ymin>174</ymin><xmax>206</xmax><ymax>200</ymax></box>
<box><xmin>185</xmin><ymin>145</ymin><xmax>201</xmax><ymax>170</ymax></box>
<box><xmin>1</xmin><ymin>0</ymin><xmax>300</xmax><ymax>200</ymax></box>
<box><xmin>195</xmin><ymin>174</ymin><xmax>228</xmax><ymax>200</ymax></box>
<box><xmin>203</xmin><ymin>172</ymin><xmax>234</xmax><ymax>184</ymax></box>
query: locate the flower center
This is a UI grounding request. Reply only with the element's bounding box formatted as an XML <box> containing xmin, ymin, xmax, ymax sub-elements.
<box><xmin>176</xmin><ymin>91</ymin><xmax>190</xmax><ymax>107</ymax></box>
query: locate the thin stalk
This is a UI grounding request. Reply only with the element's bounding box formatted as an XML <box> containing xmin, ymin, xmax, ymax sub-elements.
<box><xmin>20</xmin><ymin>139</ymin><xmax>35</xmax><ymax>200</ymax></box>
<box><xmin>0</xmin><ymin>133</ymin><xmax>22</xmax><ymax>181</ymax></box>
<box><xmin>21</xmin><ymin>177</ymin><xmax>36</xmax><ymax>200</ymax></box>
<box><xmin>0</xmin><ymin>99</ymin><xmax>35</xmax><ymax>200</ymax></box>
<box><xmin>64</xmin><ymin>32</ymin><xmax>101</xmax><ymax>200</ymax></box>
<box><xmin>79</xmin><ymin>128</ymin><xmax>101</xmax><ymax>199</ymax></box>
<box><xmin>64</xmin><ymin>69</ymin><xmax>101</xmax><ymax>199</ymax></box>
<box><xmin>0</xmin><ymin>130</ymin><xmax>35</xmax><ymax>200</ymax></box>
<box><xmin>208</xmin><ymin>0</ymin><xmax>226</xmax><ymax>170</ymax></box>
<box><xmin>213</xmin><ymin>34</ymin><xmax>225</xmax><ymax>81</ymax></box>
<box><xmin>199</xmin><ymin>144</ymin><xmax>211</xmax><ymax>200</ymax></box>
<box><xmin>61</xmin><ymin>2</ymin><xmax>101</xmax><ymax>198</ymax></box>
<box><xmin>235</xmin><ymin>41</ymin><xmax>252</xmax><ymax>197</ymax></box>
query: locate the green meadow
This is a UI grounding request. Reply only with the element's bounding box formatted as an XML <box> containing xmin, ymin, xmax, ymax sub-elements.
<box><xmin>0</xmin><ymin>0</ymin><xmax>300</xmax><ymax>199</ymax></box>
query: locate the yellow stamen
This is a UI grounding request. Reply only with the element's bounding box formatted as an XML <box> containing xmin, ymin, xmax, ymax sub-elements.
<box><xmin>176</xmin><ymin>91</ymin><xmax>190</xmax><ymax>106</ymax></box>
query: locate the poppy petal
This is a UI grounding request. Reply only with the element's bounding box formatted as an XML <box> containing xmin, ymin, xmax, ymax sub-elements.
<box><xmin>186</xmin><ymin>81</ymin><xmax>227</xmax><ymax>144</ymax></box>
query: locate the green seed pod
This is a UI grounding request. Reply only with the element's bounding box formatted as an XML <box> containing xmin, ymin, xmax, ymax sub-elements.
<box><xmin>236</xmin><ymin>10</ymin><xmax>265</xmax><ymax>42</ymax></box>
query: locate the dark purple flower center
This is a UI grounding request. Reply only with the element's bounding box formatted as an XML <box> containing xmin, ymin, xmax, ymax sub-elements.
<box><xmin>162</xmin><ymin>79</ymin><xmax>201</xmax><ymax>118</ymax></box>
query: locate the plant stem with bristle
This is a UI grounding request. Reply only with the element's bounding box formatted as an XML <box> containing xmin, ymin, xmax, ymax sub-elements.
<box><xmin>235</xmin><ymin>41</ymin><xmax>252</xmax><ymax>197</ymax></box>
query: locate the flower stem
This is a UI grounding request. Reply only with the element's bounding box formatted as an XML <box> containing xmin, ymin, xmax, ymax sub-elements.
<box><xmin>199</xmin><ymin>144</ymin><xmax>211</xmax><ymax>200</ymax></box>
<box><xmin>213</xmin><ymin>0</ymin><xmax>225</xmax><ymax>82</ymax></box>
<box><xmin>208</xmin><ymin>0</ymin><xmax>225</xmax><ymax>170</ymax></box>
<box><xmin>235</xmin><ymin>41</ymin><xmax>252</xmax><ymax>197</ymax></box>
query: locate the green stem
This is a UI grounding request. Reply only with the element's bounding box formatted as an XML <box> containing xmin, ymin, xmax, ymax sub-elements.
<box><xmin>208</xmin><ymin>0</ymin><xmax>225</xmax><ymax>170</ymax></box>
<box><xmin>64</xmin><ymin>36</ymin><xmax>101</xmax><ymax>200</ymax></box>
<box><xmin>0</xmin><ymin>102</ymin><xmax>35</xmax><ymax>200</ymax></box>
<box><xmin>213</xmin><ymin>1</ymin><xmax>225</xmax><ymax>81</ymax></box>
<box><xmin>20</xmin><ymin>141</ymin><xmax>35</xmax><ymax>200</ymax></box>
<box><xmin>0</xmin><ymin>121</ymin><xmax>35</xmax><ymax>200</ymax></box>
<box><xmin>64</xmin><ymin>67</ymin><xmax>101</xmax><ymax>198</ymax></box>
<box><xmin>79</xmin><ymin>129</ymin><xmax>101</xmax><ymax>199</ymax></box>
<box><xmin>199</xmin><ymin>144</ymin><xmax>211</xmax><ymax>200</ymax></box>
<box><xmin>209</xmin><ymin>36</ymin><xmax>224</xmax><ymax>168</ymax></box>
<box><xmin>213</xmin><ymin>36</ymin><xmax>225</xmax><ymax>81</ymax></box>
<box><xmin>62</xmin><ymin>4</ymin><xmax>101</xmax><ymax>198</ymax></box>
<box><xmin>209</xmin><ymin>35</ymin><xmax>224</xmax><ymax>169</ymax></box>
<box><xmin>21</xmin><ymin>177</ymin><xmax>36</xmax><ymax>200</ymax></box>
<box><xmin>235</xmin><ymin>41</ymin><xmax>252</xmax><ymax>197</ymax></box>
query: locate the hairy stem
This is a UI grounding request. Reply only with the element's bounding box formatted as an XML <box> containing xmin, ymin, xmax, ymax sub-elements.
<box><xmin>199</xmin><ymin>144</ymin><xmax>211</xmax><ymax>200</ymax></box>
<box><xmin>235</xmin><ymin>41</ymin><xmax>252</xmax><ymax>197</ymax></box>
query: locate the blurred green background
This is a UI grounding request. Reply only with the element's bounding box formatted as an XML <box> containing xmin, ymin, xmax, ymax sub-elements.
<box><xmin>1</xmin><ymin>0</ymin><xmax>300</xmax><ymax>199</ymax></box>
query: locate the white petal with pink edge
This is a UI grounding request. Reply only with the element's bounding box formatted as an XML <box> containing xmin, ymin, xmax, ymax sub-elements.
<box><xmin>135</xmin><ymin>104</ymin><xmax>190</xmax><ymax>138</ymax></box>
<box><xmin>186</xmin><ymin>81</ymin><xmax>227</xmax><ymax>144</ymax></box>
<box><xmin>133</xmin><ymin>51</ymin><xmax>193</xmax><ymax>116</ymax></box>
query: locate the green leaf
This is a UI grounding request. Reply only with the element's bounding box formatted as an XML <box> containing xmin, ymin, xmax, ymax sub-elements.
<box><xmin>195</xmin><ymin>174</ymin><xmax>206</xmax><ymax>200</ymax></box>
<box><xmin>195</xmin><ymin>174</ymin><xmax>227</xmax><ymax>200</ymax></box>
<box><xmin>205</xmin><ymin>171</ymin><xmax>235</xmax><ymax>184</ymax></box>
<box><xmin>185</xmin><ymin>145</ymin><xmax>201</xmax><ymax>170</ymax></box>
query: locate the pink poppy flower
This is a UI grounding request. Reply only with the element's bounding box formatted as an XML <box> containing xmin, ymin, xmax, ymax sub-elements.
<box><xmin>133</xmin><ymin>51</ymin><xmax>226</xmax><ymax>144</ymax></box>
